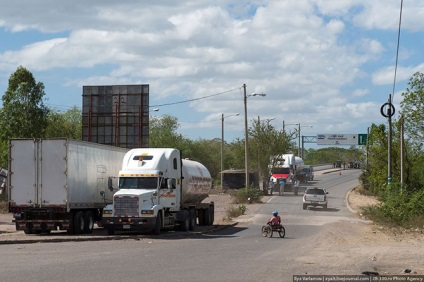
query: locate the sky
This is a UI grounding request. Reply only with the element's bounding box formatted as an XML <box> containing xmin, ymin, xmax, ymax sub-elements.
<box><xmin>0</xmin><ymin>0</ymin><xmax>423</xmax><ymax>150</ymax></box>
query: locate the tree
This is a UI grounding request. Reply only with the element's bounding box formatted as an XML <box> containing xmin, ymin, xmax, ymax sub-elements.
<box><xmin>149</xmin><ymin>115</ymin><xmax>188</xmax><ymax>148</ymax></box>
<box><xmin>45</xmin><ymin>106</ymin><xmax>82</xmax><ymax>139</ymax></box>
<box><xmin>401</xmin><ymin>72</ymin><xmax>424</xmax><ymax>148</ymax></box>
<box><xmin>249</xmin><ymin>118</ymin><xmax>293</xmax><ymax>187</ymax></box>
<box><xmin>0</xmin><ymin>66</ymin><xmax>49</xmax><ymax>166</ymax></box>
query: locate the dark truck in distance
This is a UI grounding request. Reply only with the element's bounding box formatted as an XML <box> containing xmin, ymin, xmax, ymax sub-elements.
<box><xmin>299</xmin><ymin>165</ymin><xmax>314</xmax><ymax>182</ymax></box>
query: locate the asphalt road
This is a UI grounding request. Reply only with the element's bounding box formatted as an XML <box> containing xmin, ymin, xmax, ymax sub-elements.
<box><xmin>0</xmin><ymin>170</ymin><xmax>362</xmax><ymax>282</ymax></box>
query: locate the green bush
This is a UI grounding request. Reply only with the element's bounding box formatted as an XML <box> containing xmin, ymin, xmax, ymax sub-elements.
<box><xmin>233</xmin><ymin>188</ymin><xmax>263</xmax><ymax>204</ymax></box>
<box><xmin>225</xmin><ymin>205</ymin><xmax>248</xmax><ymax>219</ymax></box>
<box><xmin>362</xmin><ymin>188</ymin><xmax>424</xmax><ymax>228</ymax></box>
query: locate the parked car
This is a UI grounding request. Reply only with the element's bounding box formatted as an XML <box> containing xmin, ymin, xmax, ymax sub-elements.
<box><xmin>303</xmin><ymin>187</ymin><xmax>328</xmax><ymax>209</ymax></box>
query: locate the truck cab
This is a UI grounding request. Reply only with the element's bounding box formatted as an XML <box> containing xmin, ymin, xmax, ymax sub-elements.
<box><xmin>103</xmin><ymin>148</ymin><xmax>214</xmax><ymax>235</ymax></box>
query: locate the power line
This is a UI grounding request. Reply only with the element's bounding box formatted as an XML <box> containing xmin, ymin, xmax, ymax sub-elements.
<box><xmin>150</xmin><ymin>87</ymin><xmax>241</xmax><ymax>108</ymax></box>
<box><xmin>391</xmin><ymin>0</ymin><xmax>403</xmax><ymax>103</ymax></box>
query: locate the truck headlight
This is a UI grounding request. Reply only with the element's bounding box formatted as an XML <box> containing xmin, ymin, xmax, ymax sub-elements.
<box><xmin>141</xmin><ymin>210</ymin><xmax>154</xmax><ymax>215</ymax></box>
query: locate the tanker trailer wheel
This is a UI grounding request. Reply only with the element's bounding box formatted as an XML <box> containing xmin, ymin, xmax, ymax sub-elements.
<box><xmin>188</xmin><ymin>209</ymin><xmax>196</xmax><ymax>231</ymax></box>
<box><xmin>180</xmin><ymin>209</ymin><xmax>190</xmax><ymax>232</ymax></box>
<box><xmin>84</xmin><ymin>211</ymin><xmax>95</xmax><ymax>234</ymax></box>
<box><xmin>73</xmin><ymin>211</ymin><xmax>85</xmax><ymax>235</ymax></box>
<box><xmin>198</xmin><ymin>209</ymin><xmax>205</xmax><ymax>226</ymax></box>
<box><xmin>203</xmin><ymin>207</ymin><xmax>212</xmax><ymax>226</ymax></box>
<box><xmin>210</xmin><ymin>205</ymin><xmax>215</xmax><ymax>225</ymax></box>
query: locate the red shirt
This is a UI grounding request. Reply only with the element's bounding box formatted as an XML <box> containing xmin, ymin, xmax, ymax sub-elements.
<box><xmin>268</xmin><ymin>215</ymin><xmax>281</xmax><ymax>225</ymax></box>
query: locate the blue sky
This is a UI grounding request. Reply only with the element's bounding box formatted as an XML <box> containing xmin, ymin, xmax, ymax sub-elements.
<box><xmin>1</xmin><ymin>0</ymin><xmax>423</xmax><ymax>149</ymax></box>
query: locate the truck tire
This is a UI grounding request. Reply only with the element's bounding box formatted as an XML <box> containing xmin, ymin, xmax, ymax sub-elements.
<box><xmin>24</xmin><ymin>227</ymin><xmax>34</xmax><ymax>235</ymax></box>
<box><xmin>188</xmin><ymin>209</ymin><xmax>196</xmax><ymax>231</ymax></box>
<box><xmin>180</xmin><ymin>209</ymin><xmax>190</xmax><ymax>231</ymax></box>
<box><xmin>303</xmin><ymin>204</ymin><xmax>307</xmax><ymax>210</ymax></box>
<box><xmin>153</xmin><ymin>211</ymin><xmax>162</xmax><ymax>235</ymax></box>
<box><xmin>198</xmin><ymin>209</ymin><xmax>205</xmax><ymax>226</ymax></box>
<box><xmin>210</xmin><ymin>205</ymin><xmax>214</xmax><ymax>225</ymax></box>
<box><xmin>84</xmin><ymin>211</ymin><xmax>95</xmax><ymax>234</ymax></box>
<box><xmin>73</xmin><ymin>211</ymin><xmax>85</xmax><ymax>235</ymax></box>
<box><xmin>203</xmin><ymin>207</ymin><xmax>212</xmax><ymax>226</ymax></box>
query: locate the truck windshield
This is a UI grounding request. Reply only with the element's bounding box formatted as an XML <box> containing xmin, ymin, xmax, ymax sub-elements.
<box><xmin>119</xmin><ymin>177</ymin><xmax>158</xmax><ymax>189</ymax></box>
<box><xmin>272</xmin><ymin>167</ymin><xmax>290</xmax><ymax>174</ymax></box>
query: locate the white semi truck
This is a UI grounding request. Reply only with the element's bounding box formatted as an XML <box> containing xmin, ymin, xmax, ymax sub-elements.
<box><xmin>102</xmin><ymin>148</ymin><xmax>214</xmax><ymax>235</ymax></box>
<box><xmin>270</xmin><ymin>154</ymin><xmax>304</xmax><ymax>195</ymax></box>
<box><xmin>8</xmin><ymin>138</ymin><xmax>128</xmax><ymax>235</ymax></box>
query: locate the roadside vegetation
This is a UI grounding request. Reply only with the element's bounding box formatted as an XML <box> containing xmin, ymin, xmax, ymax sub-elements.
<box><xmin>1</xmin><ymin>66</ymin><xmax>423</xmax><ymax>231</ymax></box>
<box><xmin>359</xmin><ymin>72</ymin><xmax>424</xmax><ymax>230</ymax></box>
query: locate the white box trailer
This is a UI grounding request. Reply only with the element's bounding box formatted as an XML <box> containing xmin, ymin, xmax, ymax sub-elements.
<box><xmin>8</xmin><ymin>138</ymin><xmax>128</xmax><ymax>235</ymax></box>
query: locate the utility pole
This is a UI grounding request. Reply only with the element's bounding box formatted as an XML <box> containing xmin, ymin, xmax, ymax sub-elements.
<box><xmin>243</xmin><ymin>84</ymin><xmax>249</xmax><ymax>189</ymax></box>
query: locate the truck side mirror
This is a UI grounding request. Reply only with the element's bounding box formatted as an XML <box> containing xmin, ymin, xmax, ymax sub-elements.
<box><xmin>108</xmin><ymin>177</ymin><xmax>114</xmax><ymax>191</ymax></box>
<box><xmin>167</xmin><ymin>179</ymin><xmax>174</xmax><ymax>190</ymax></box>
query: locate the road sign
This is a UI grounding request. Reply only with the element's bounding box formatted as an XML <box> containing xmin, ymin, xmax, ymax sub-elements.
<box><xmin>358</xmin><ymin>134</ymin><xmax>368</xmax><ymax>145</ymax></box>
<box><xmin>317</xmin><ymin>134</ymin><xmax>368</xmax><ymax>145</ymax></box>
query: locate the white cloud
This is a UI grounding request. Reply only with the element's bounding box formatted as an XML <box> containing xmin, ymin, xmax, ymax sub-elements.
<box><xmin>1</xmin><ymin>1</ymin><xmax>424</xmax><ymax>141</ymax></box>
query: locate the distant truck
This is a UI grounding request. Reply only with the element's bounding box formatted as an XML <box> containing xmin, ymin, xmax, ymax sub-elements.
<box><xmin>102</xmin><ymin>148</ymin><xmax>214</xmax><ymax>235</ymax></box>
<box><xmin>299</xmin><ymin>165</ymin><xmax>314</xmax><ymax>182</ymax></box>
<box><xmin>8</xmin><ymin>138</ymin><xmax>128</xmax><ymax>235</ymax></box>
<box><xmin>270</xmin><ymin>154</ymin><xmax>304</xmax><ymax>195</ymax></box>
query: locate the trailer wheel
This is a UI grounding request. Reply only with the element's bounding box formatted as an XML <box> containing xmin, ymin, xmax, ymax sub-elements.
<box><xmin>84</xmin><ymin>211</ymin><xmax>95</xmax><ymax>234</ymax></box>
<box><xmin>198</xmin><ymin>209</ymin><xmax>205</xmax><ymax>226</ymax></box>
<box><xmin>73</xmin><ymin>211</ymin><xmax>85</xmax><ymax>235</ymax></box>
<box><xmin>153</xmin><ymin>211</ymin><xmax>162</xmax><ymax>235</ymax></box>
<box><xmin>188</xmin><ymin>209</ymin><xmax>196</xmax><ymax>231</ymax></box>
<box><xmin>180</xmin><ymin>209</ymin><xmax>190</xmax><ymax>231</ymax></box>
<box><xmin>203</xmin><ymin>207</ymin><xmax>212</xmax><ymax>226</ymax></box>
<box><xmin>210</xmin><ymin>205</ymin><xmax>215</xmax><ymax>225</ymax></box>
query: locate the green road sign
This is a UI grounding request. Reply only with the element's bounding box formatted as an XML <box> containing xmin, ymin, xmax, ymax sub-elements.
<box><xmin>358</xmin><ymin>134</ymin><xmax>367</xmax><ymax>145</ymax></box>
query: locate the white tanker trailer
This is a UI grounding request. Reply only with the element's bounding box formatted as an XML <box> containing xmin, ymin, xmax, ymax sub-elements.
<box><xmin>103</xmin><ymin>148</ymin><xmax>214</xmax><ymax>235</ymax></box>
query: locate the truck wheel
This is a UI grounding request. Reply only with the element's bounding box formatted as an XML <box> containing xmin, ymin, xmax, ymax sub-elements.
<box><xmin>198</xmin><ymin>209</ymin><xmax>205</xmax><ymax>226</ymax></box>
<box><xmin>84</xmin><ymin>211</ymin><xmax>95</xmax><ymax>234</ymax></box>
<box><xmin>24</xmin><ymin>227</ymin><xmax>34</xmax><ymax>235</ymax></box>
<box><xmin>303</xmin><ymin>204</ymin><xmax>307</xmax><ymax>210</ymax></box>
<box><xmin>203</xmin><ymin>207</ymin><xmax>212</xmax><ymax>226</ymax></box>
<box><xmin>73</xmin><ymin>211</ymin><xmax>85</xmax><ymax>235</ymax></box>
<box><xmin>153</xmin><ymin>211</ymin><xmax>162</xmax><ymax>235</ymax></box>
<box><xmin>180</xmin><ymin>210</ymin><xmax>190</xmax><ymax>231</ymax></box>
<box><xmin>323</xmin><ymin>204</ymin><xmax>327</xmax><ymax>209</ymax></box>
<box><xmin>188</xmin><ymin>209</ymin><xmax>196</xmax><ymax>231</ymax></box>
<box><xmin>210</xmin><ymin>205</ymin><xmax>214</xmax><ymax>225</ymax></box>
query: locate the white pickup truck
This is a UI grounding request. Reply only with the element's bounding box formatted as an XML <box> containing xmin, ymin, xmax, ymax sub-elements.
<box><xmin>303</xmin><ymin>187</ymin><xmax>328</xmax><ymax>209</ymax></box>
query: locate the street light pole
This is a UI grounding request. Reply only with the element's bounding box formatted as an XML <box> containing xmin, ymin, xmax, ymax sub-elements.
<box><xmin>221</xmin><ymin>113</ymin><xmax>225</xmax><ymax>188</ymax></box>
<box><xmin>298</xmin><ymin>123</ymin><xmax>301</xmax><ymax>157</ymax></box>
<box><xmin>243</xmin><ymin>84</ymin><xmax>249</xmax><ymax>189</ymax></box>
<box><xmin>243</xmin><ymin>84</ymin><xmax>266</xmax><ymax>189</ymax></box>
